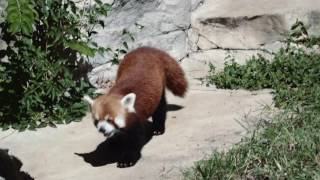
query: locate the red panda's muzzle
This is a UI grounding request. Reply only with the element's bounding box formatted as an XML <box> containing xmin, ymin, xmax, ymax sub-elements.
<box><xmin>96</xmin><ymin>120</ymin><xmax>123</xmax><ymax>138</ymax></box>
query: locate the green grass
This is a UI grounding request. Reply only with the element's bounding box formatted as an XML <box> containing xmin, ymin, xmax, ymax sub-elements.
<box><xmin>184</xmin><ymin>107</ymin><xmax>320</xmax><ymax>179</ymax></box>
<box><xmin>186</xmin><ymin>31</ymin><xmax>320</xmax><ymax>179</ymax></box>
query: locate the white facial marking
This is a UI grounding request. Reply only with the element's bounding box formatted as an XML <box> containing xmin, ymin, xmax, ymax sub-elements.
<box><xmin>82</xmin><ymin>95</ymin><xmax>94</xmax><ymax>105</ymax></box>
<box><xmin>97</xmin><ymin>121</ymin><xmax>115</xmax><ymax>135</ymax></box>
<box><xmin>115</xmin><ymin>115</ymin><xmax>126</xmax><ymax>128</ymax></box>
<box><xmin>121</xmin><ymin>93</ymin><xmax>136</xmax><ymax>113</ymax></box>
<box><xmin>95</xmin><ymin>113</ymin><xmax>99</xmax><ymax>120</ymax></box>
<box><xmin>94</xmin><ymin>88</ymin><xmax>108</xmax><ymax>94</ymax></box>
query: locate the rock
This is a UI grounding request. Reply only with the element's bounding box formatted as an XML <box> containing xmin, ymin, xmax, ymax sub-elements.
<box><xmin>180</xmin><ymin>55</ymin><xmax>208</xmax><ymax>87</ymax></box>
<box><xmin>75</xmin><ymin>0</ymin><xmax>114</xmax><ymax>8</ymax></box>
<box><xmin>0</xmin><ymin>1</ymin><xmax>6</xmax><ymax>13</ymax></box>
<box><xmin>187</xmin><ymin>28</ymin><xmax>218</xmax><ymax>52</ymax></box>
<box><xmin>191</xmin><ymin>0</ymin><xmax>203</xmax><ymax>11</ymax></box>
<box><xmin>88</xmin><ymin>63</ymin><xmax>117</xmax><ymax>88</ymax></box>
<box><xmin>186</xmin><ymin>28</ymin><xmax>199</xmax><ymax>52</ymax></box>
<box><xmin>182</xmin><ymin>49</ymin><xmax>272</xmax><ymax>73</ymax></box>
<box><xmin>261</xmin><ymin>41</ymin><xmax>286</xmax><ymax>54</ymax></box>
<box><xmin>134</xmin><ymin>31</ymin><xmax>187</xmax><ymax>61</ymax></box>
<box><xmin>0</xmin><ymin>1</ymin><xmax>6</xmax><ymax>24</ymax></box>
<box><xmin>0</xmin><ymin>39</ymin><xmax>7</xmax><ymax>50</ymax></box>
<box><xmin>197</xmin><ymin>35</ymin><xmax>218</xmax><ymax>50</ymax></box>
<box><xmin>191</xmin><ymin>0</ymin><xmax>320</xmax><ymax>49</ymax></box>
<box><xmin>89</xmin><ymin>0</ymin><xmax>191</xmax><ymax>66</ymax></box>
<box><xmin>103</xmin><ymin>0</ymin><xmax>114</xmax><ymax>4</ymax></box>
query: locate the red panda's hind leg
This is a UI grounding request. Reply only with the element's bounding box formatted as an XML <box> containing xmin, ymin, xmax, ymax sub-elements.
<box><xmin>152</xmin><ymin>92</ymin><xmax>167</xmax><ymax>135</ymax></box>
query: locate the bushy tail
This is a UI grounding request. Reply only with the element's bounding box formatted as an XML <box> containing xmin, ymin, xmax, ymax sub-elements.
<box><xmin>164</xmin><ymin>55</ymin><xmax>188</xmax><ymax>97</ymax></box>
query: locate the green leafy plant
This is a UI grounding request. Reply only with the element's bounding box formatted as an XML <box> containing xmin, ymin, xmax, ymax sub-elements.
<box><xmin>203</xmin><ymin>49</ymin><xmax>320</xmax><ymax>108</ymax></box>
<box><xmin>0</xmin><ymin>0</ymin><xmax>112</xmax><ymax>130</ymax></box>
<box><xmin>201</xmin><ymin>20</ymin><xmax>320</xmax><ymax>108</ymax></box>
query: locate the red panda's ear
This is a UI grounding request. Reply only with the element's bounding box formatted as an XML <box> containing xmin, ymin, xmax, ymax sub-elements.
<box><xmin>121</xmin><ymin>93</ymin><xmax>136</xmax><ymax>113</ymax></box>
<box><xmin>82</xmin><ymin>95</ymin><xmax>94</xmax><ymax>106</ymax></box>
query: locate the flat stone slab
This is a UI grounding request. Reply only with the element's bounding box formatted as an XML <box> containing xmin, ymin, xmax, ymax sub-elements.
<box><xmin>191</xmin><ymin>0</ymin><xmax>320</xmax><ymax>49</ymax></box>
<box><xmin>0</xmin><ymin>88</ymin><xmax>273</xmax><ymax>180</ymax></box>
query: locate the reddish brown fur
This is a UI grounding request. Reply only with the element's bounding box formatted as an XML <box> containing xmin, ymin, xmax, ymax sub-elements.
<box><xmin>93</xmin><ymin>47</ymin><xmax>188</xmax><ymax>128</ymax></box>
<box><xmin>92</xmin><ymin>94</ymin><xmax>124</xmax><ymax>120</ymax></box>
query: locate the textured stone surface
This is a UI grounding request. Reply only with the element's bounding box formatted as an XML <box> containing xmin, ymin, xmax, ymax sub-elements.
<box><xmin>87</xmin><ymin>63</ymin><xmax>117</xmax><ymax>88</ymax></box>
<box><xmin>191</xmin><ymin>0</ymin><xmax>320</xmax><ymax>49</ymax></box>
<box><xmin>181</xmin><ymin>49</ymin><xmax>272</xmax><ymax>86</ymax></box>
<box><xmin>90</xmin><ymin>0</ymin><xmax>191</xmax><ymax>66</ymax></box>
<box><xmin>0</xmin><ymin>1</ymin><xmax>6</xmax><ymax>14</ymax></box>
<box><xmin>87</xmin><ymin>0</ymin><xmax>320</xmax><ymax>88</ymax></box>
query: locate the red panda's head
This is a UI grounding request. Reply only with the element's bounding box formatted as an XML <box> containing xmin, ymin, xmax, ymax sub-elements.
<box><xmin>83</xmin><ymin>93</ymin><xmax>136</xmax><ymax>138</ymax></box>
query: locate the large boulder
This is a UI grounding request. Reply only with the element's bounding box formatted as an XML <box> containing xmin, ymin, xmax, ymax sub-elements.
<box><xmin>184</xmin><ymin>0</ymin><xmax>320</xmax><ymax>80</ymax></box>
<box><xmin>90</xmin><ymin>0</ymin><xmax>191</xmax><ymax>65</ymax></box>
<box><xmin>88</xmin><ymin>0</ymin><xmax>192</xmax><ymax>87</ymax></box>
<box><xmin>191</xmin><ymin>0</ymin><xmax>320</xmax><ymax>50</ymax></box>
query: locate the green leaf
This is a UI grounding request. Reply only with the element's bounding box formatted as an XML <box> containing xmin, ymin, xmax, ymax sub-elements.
<box><xmin>65</xmin><ymin>41</ymin><xmax>96</xmax><ymax>57</ymax></box>
<box><xmin>6</xmin><ymin>0</ymin><xmax>37</xmax><ymax>35</ymax></box>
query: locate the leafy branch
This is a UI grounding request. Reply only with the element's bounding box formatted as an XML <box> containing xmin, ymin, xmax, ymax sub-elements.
<box><xmin>6</xmin><ymin>0</ymin><xmax>38</xmax><ymax>35</ymax></box>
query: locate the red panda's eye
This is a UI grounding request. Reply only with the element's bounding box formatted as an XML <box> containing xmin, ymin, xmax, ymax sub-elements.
<box><xmin>93</xmin><ymin>120</ymin><xmax>98</xmax><ymax>127</ymax></box>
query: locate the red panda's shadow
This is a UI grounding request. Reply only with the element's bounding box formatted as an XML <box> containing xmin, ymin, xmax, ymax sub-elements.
<box><xmin>166</xmin><ymin>104</ymin><xmax>184</xmax><ymax>111</ymax></box>
<box><xmin>76</xmin><ymin>104</ymin><xmax>184</xmax><ymax>167</ymax></box>
<box><xmin>75</xmin><ymin>121</ymin><xmax>153</xmax><ymax>167</ymax></box>
<box><xmin>0</xmin><ymin>149</ymin><xmax>34</xmax><ymax>180</ymax></box>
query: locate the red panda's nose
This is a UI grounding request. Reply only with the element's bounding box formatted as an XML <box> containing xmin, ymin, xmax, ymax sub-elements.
<box><xmin>98</xmin><ymin>127</ymin><xmax>106</xmax><ymax>134</ymax></box>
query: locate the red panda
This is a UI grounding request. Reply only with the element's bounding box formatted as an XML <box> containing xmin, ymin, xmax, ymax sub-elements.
<box><xmin>83</xmin><ymin>47</ymin><xmax>187</xmax><ymax>167</ymax></box>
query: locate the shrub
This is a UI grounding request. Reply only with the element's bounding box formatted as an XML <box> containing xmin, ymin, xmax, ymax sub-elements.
<box><xmin>202</xmin><ymin>21</ymin><xmax>320</xmax><ymax>108</ymax></box>
<box><xmin>0</xmin><ymin>0</ymin><xmax>112</xmax><ymax>130</ymax></box>
<box><xmin>204</xmin><ymin>49</ymin><xmax>320</xmax><ymax>108</ymax></box>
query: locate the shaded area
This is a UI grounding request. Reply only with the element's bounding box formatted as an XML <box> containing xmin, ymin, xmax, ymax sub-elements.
<box><xmin>0</xmin><ymin>149</ymin><xmax>34</xmax><ymax>180</ymax></box>
<box><xmin>76</xmin><ymin>104</ymin><xmax>184</xmax><ymax>168</ymax></box>
<box><xmin>76</xmin><ymin>121</ymin><xmax>154</xmax><ymax>167</ymax></box>
<box><xmin>166</xmin><ymin>104</ymin><xmax>184</xmax><ymax>111</ymax></box>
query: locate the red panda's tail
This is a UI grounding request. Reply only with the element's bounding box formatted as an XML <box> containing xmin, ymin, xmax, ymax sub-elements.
<box><xmin>164</xmin><ymin>55</ymin><xmax>188</xmax><ymax>97</ymax></box>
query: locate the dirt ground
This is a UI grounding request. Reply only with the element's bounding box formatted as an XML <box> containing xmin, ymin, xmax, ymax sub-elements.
<box><xmin>0</xmin><ymin>87</ymin><xmax>273</xmax><ymax>180</ymax></box>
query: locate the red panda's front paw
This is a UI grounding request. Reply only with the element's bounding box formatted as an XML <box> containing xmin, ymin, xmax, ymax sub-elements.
<box><xmin>117</xmin><ymin>161</ymin><xmax>135</xmax><ymax>168</ymax></box>
<box><xmin>153</xmin><ymin>129</ymin><xmax>165</xmax><ymax>135</ymax></box>
<box><xmin>117</xmin><ymin>152</ymin><xmax>141</xmax><ymax>168</ymax></box>
<box><xmin>152</xmin><ymin>125</ymin><xmax>165</xmax><ymax>135</ymax></box>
